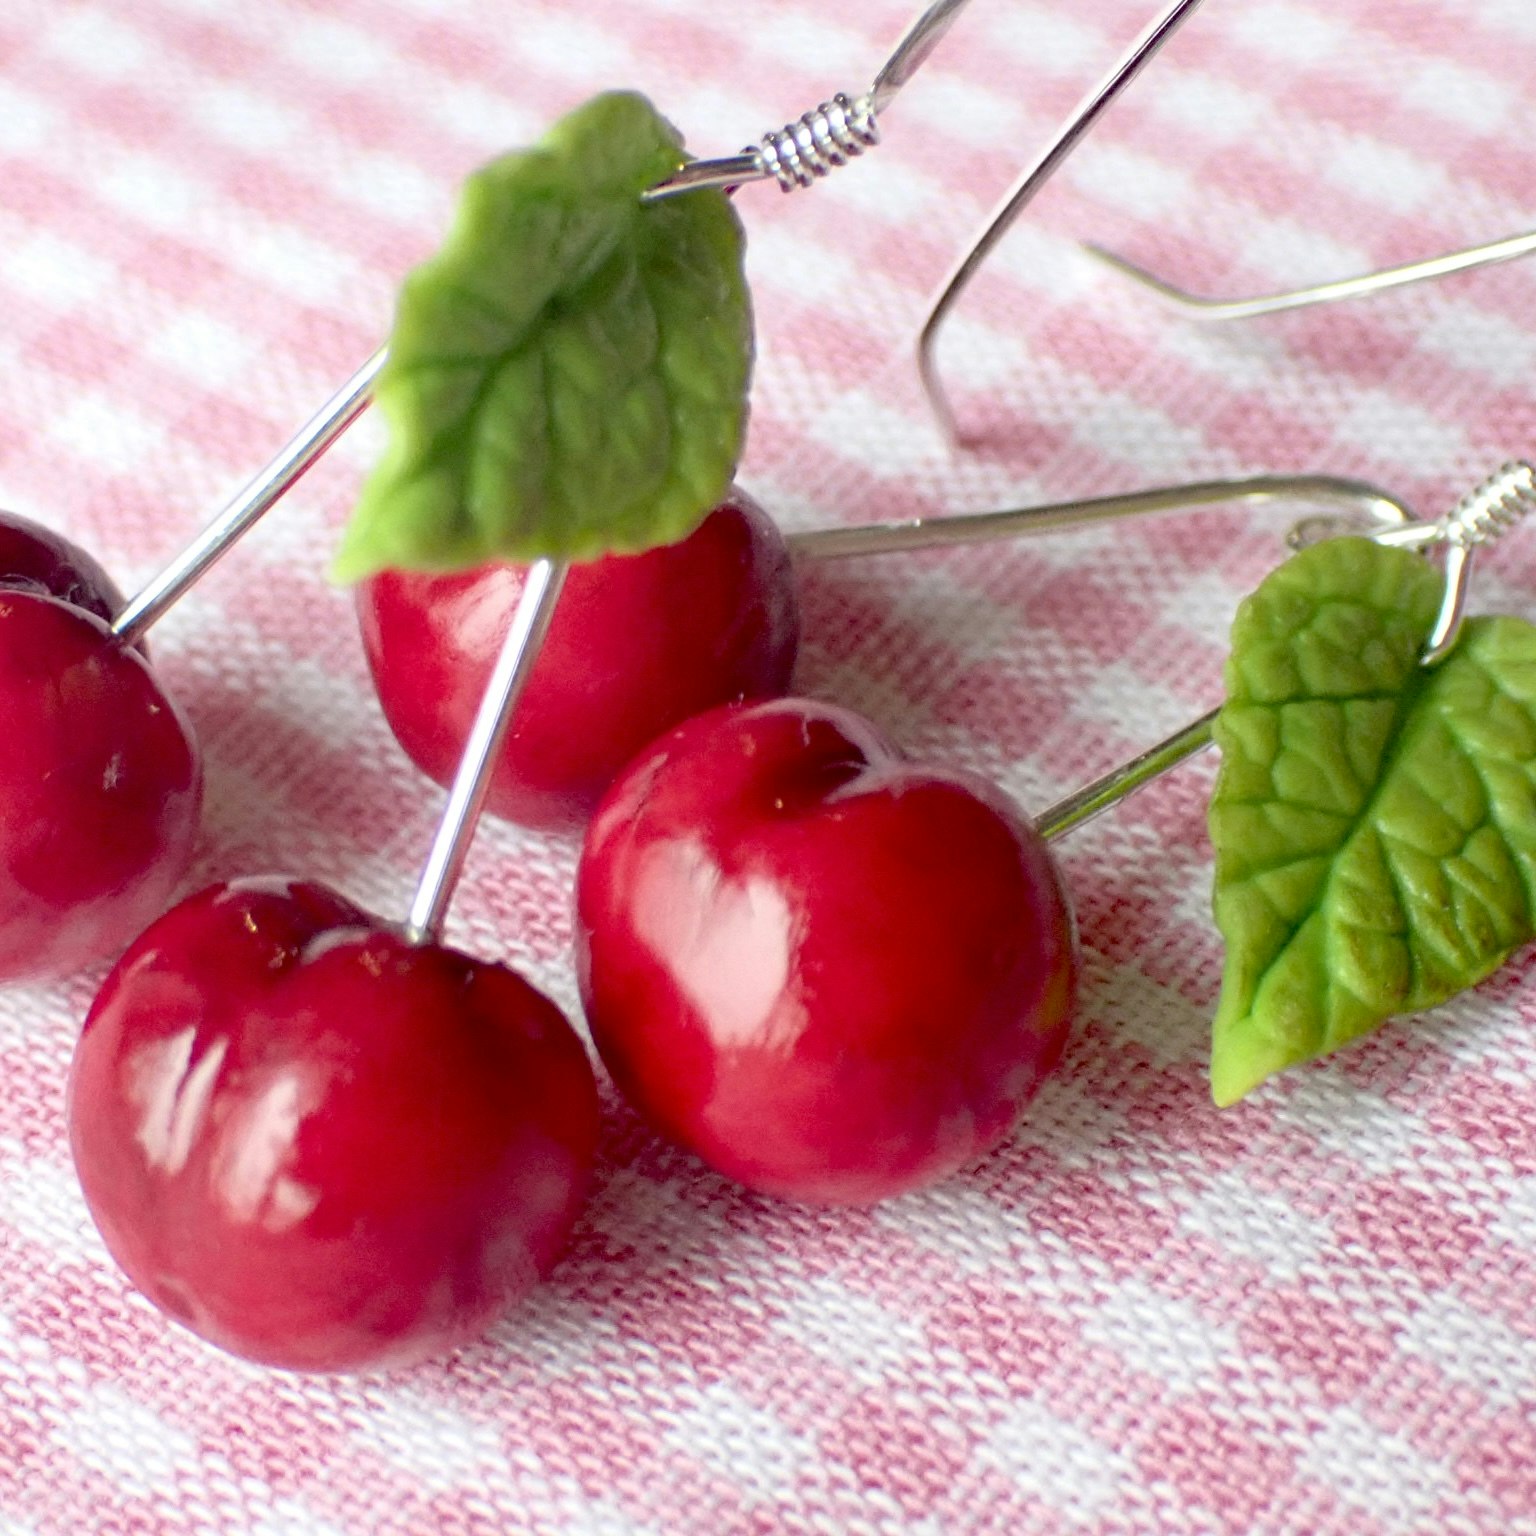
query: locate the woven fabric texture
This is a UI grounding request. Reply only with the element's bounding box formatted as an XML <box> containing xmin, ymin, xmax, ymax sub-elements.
<box><xmin>2</xmin><ymin>0</ymin><xmax>1535</xmax><ymax>1531</ymax></box>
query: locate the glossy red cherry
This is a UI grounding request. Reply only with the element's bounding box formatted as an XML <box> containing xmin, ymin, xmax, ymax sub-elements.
<box><xmin>356</xmin><ymin>488</ymin><xmax>800</xmax><ymax>832</ymax></box>
<box><xmin>0</xmin><ymin>512</ymin><xmax>201</xmax><ymax>982</ymax></box>
<box><xmin>0</xmin><ymin>509</ymin><xmax>125</xmax><ymax>623</ymax></box>
<box><xmin>575</xmin><ymin>698</ymin><xmax>1079</xmax><ymax>1205</ymax></box>
<box><xmin>68</xmin><ymin>877</ymin><xmax>600</xmax><ymax>1372</ymax></box>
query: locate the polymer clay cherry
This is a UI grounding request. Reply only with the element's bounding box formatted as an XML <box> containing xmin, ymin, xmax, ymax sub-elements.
<box><xmin>0</xmin><ymin>348</ymin><xmax>381</xmax><ymax>985</ymax></box>
<box><xmin>575</xmin><ymin>696</ymin><xmax>1079</xmax><ymax>1205</ymax></box>
<box><xmin>353</xmin><ymin>472</ymin><xmax>1423</xmax><ymax>835</ymax></box>
<box><xmin>0</xmin><ymin>512</ymin><xmax>200</xmax><ymax>982</ymax></box>
<box><xmin>356</xmin><ymin>487</ymin><xmax>800</xmax><ymax>831</ymax></box>
<box><xmin>0</xmin><ymin>511</ymin><xmax>126</xmax><ymax>622</ymax></box>
<box><xmin>68</xmin><ymin>876</ymin><xmax>598</xmax><ymax>1372</ymax></box>
<box><xmin>68</xmin><ymin>562</ymin><xmax>600</xmax><ymax>1372</ymax></box>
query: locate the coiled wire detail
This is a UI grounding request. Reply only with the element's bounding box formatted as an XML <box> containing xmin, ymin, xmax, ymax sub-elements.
<box><xmin>750</xmin><ymin>94</ymin><xmax>881</xmax><ymax>191</ymax></box>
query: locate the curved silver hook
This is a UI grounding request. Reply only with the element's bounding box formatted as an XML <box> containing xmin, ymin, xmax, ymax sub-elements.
<box><xmin>1082</xmin><ymin>230</ymin><xmax>1536</xmax><ymax>323</ymax></box>
<box><xmin>915</xmin><ymin>0</ymin><xmax>1208</xmax><ymax>444</ymax></box>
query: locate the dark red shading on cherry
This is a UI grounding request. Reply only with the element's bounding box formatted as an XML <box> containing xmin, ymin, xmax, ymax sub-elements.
<box><xmin>356</xmin><ymin>489</ymin><xmax>800</xmax><ymax>832</ymax></box>
<box><xmin>575</xmin><ymin>698</ymin><xmax>1080</xmax><ymax>1205</ymax></box>
<box><xmin>0</xmin><ymin>508</ymin><xmax>125</xmax><ymax>623</ymax></box>
<box><xmin>0</xmin><ymin>590</ymin><xmax>200</xmax><ymax>982</ymax></box>
<box><xmin>68</xmin><ymin>877</ymin><xmax>601</xmax><ymax>1373</ymax></box>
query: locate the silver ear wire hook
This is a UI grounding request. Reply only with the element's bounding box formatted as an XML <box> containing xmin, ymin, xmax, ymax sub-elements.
<box><xmin>915</xmin><ymin>0</ymin><xmax>1208</xmax><ymax>445</ymax></box>
<box><xmin>784</xmin><ymin>472</ymin><xmax>1412</xmax><ymax>561</ymax></box>
<box><xmin>1083</xmin><ymin>229</ymin><xmax>1536</xmax><ymax>324</ymax></box>
<box><xmin>1032</xmin><ymin>462</ymin><xmax>1536</xmax><ymax>842</ymax></box>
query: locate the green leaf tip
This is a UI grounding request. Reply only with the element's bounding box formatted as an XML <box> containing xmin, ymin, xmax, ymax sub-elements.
<box><xmin>333</xmin><ymin>90</ymin><xmax>753</xmax><ymax>583</ymax></box>
<box><xmin>1209</xmin><ymin>536</ymin><xmax>1536</xmax><ymax>1105</ymax></box>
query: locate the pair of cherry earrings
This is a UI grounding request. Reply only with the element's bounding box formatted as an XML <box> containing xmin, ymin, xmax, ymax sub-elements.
<box><xmin>15</xmin><ymin>0</ymin><xmax>1535</xmax><ymax>1373</ymax></box>
<box><xmin>26</xmin><ymin>457</ymin><xmax>1530</xmax><ymax>1375</ymax></box>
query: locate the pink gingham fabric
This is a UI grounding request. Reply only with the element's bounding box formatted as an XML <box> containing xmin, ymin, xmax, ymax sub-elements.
<box><xmin>2</xmin><ymin>0</ymin><xmax>1535</xmax><ymax>1530</ymax></box>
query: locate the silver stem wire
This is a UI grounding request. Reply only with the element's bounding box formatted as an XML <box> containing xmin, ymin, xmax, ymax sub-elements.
<box><xmin>796</xmin><ymin>476</ymin><xmax>1408</xmax><ymax>841</ymax></box>
<box><xmin>783</xmin><ymin>474</ymin><xmax>1411</xmax><ymax>560</ymax></box>
<box><xmin>916</xmin><ymin>0</ymin><xmax>1207</xmax><ymax>443</ymax></box>
<box><xmin>1035</xmin><ymin>709</ymin><xmax>1217</xmax><ymax>843</ymax></box>
<box><xmin>1083</xmin><ymin>228</ymin><xmax>1536</xmax><ymax>323</ymax></box>
<box><xmin>404</xmin><ymin>560</ymin><xmax>568</xmax><ymax>946</ymax></box>
<box><xmin>110</xmin><ymin>348</ymin><xmax>387</xmax><ymax>645</ymax></box>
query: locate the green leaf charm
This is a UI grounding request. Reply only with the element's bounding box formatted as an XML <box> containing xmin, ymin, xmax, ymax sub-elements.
<box><xmin>333</xmin><ymin>91</ymin><xmax>752</xmax><ymax>580</ymax></box>
<box><xmin>1209</xmin><ymin>536</ymin><xmax>1536</xmax><ymax>1105</ymax></box>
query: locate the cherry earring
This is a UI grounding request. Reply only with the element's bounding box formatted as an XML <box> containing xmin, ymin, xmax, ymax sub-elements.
<box><xmin>573</xmin><ymin>463</ymin><xmax>1536</xmax><ymax>1201</ymax></box>
<box><xmin>40</xmin><ymin>14</ymin><xmax>1536</xmax><ymax>1362</ymax></box>
<box><xmin>66</xmin><ymin>563</ymin><xmax>600</xmax><ymax>1374</ymax></box>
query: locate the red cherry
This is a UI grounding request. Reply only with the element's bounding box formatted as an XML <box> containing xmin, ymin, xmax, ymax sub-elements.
<box><xmin>0</xmin><ymin>514</ymin><xmax>200</xmax><ymax>982</ymax></box>
<box><xmin>574</xmin><ymin>698</ymin><xmax>1079</xmax><ymax>1205</ymax></box>
<box><xmin>0</xmin><ymin>508</ymin><xmax>126</xmax><ymax>624</ymax></box>
<box><xmin>68</xmin><ymin>877</ymin><xmax>600</xmax><ymax>1372</ymax></box>
<box><xmin>356</xmin><ymin>489</ymin><xmax>800</xmax><ymax>832</ymax></box>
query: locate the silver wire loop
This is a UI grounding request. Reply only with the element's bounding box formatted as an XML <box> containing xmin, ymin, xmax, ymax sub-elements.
<box><xmin>1083</xmin><ymin>230</ymin><xmax>1536</xmax><ymax>323</ymax></box>
<box><xmin>1420</xmin><ymin>461</ymin><xmax>1536</xmax><ymax>666</ymax></box>
<box><xmin>1441</xmin><ymin>460</ymin><xmax>1536</xmax><ymax>550</ymax></box>
<box><xmin>753</xmin><ymin>94</ymin><xmax>880</xmax><ymax>193</ymax></box>
<box><xmin>1371</xmin><ymin>460</ymin><xmax>1536</xmax><ymax>664</ymax></box>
